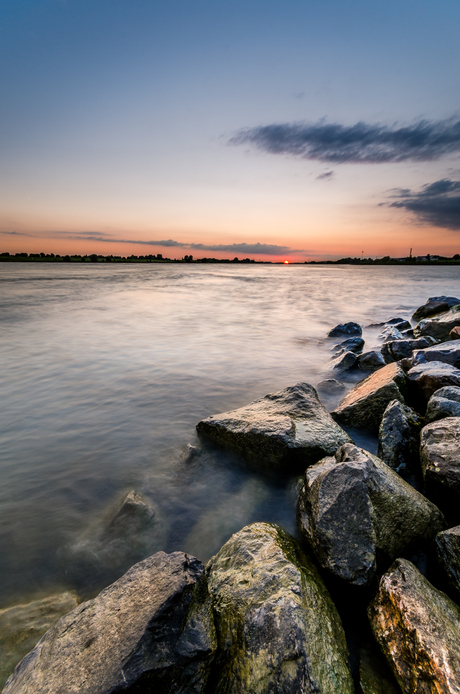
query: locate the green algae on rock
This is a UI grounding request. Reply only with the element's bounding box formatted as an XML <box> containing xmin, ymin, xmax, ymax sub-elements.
<box><xmin>196</xmin><ymin>382</ymin><xmax>351</xmax><ymax>472</ymax></box>
<box><xmin>369</xmin><ymin>558</ymin><xmax>460</xmax><ymax>694</ymax></box>
<box><xmin>205</xmin><ymin>522</ymin><xmax>354</xmax><ymax>694</ymax></box>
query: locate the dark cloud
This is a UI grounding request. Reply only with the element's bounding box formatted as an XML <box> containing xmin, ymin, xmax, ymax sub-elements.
<box><xmin>316</xmin><ymin>171</ymin><xmax>334</xmax><ymax>180</ymax></box>
<box><xmin>388</xmin><ymin>178</ymin><xmax>460</xmax><ymax>230</ymax></box>
<box><xmin>230</xmin><ymin>118</ymin><xmax>460</xmax><ymax>164</ymax></box>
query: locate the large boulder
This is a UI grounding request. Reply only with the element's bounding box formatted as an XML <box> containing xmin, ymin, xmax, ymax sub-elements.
<box><xmin>420</xmin><ymin>417</ymin><xmax>460</xmax><ymax>501</ymax></box>
<box><xmin>327</xmin><ymin>322</ymin><xmax>362</xmax><ymax>337</ymax></box>
<box><xmin>196</xmin><ymin>382</ymin><xmax>352</xmax><ymax>472</ymax></box>
<box><xmin>412</xmin><ymin>296</ymin><xmax>460</xmax><ymax>322</ymax></box>
<box><xmin>0</xmin><ymin>592</ymin><xmax>79</xmax><ymax>690</ymax></box>
<box><xmin>369</xmin><ymin>558</ymin><xmax>460</xmax><ymax>693</ymax></box>
<box><xmin>414</xmin><ymin>304</ymin><xmax>460</xmax><ymax>341</ymax></box>
<box><xmin>332</xmin><ymin>362</ymin><xmax>407</xmax><ymax>432</ymax></box>
<box><xmin>425</xmin><ymin>386</ymin><xmax>460</xmax><ymax>422</ymax></box>
<box><xmin>407</xmin><ymin>361</ymin><xmax>460</xmax><ymax>403</ymax></box>
<box><xmin>435</xmin><ymin>526</ymin><xmax>460</xmax><ymax>599</ymax></box>
<box><xmin>377</xmin><ymin>399</ymin><xmax>423</xmax><ymax>477</ymax></box>
<box><xmin>381</xmin><ymin>336</ymin><xmax>436</xmax><ymax>362</ymax></box>
<box><xmin>296</xmin><ymin>444</ymin><xmax>444</xmax><ymax>586</ymax></box>
<box><xmin>204</xmin><ymin>522</ymin><xmax>354</xmax><ymax>694</ymax></box>
<box><xmin>3</xmin><ymin>552</ymin><xmax>216</xmax><ymax>694</ymax></box>
<box><xmin>410</xmin><ymin>339</ymin><xmax>460</xmax><ymax>369</ymax></box>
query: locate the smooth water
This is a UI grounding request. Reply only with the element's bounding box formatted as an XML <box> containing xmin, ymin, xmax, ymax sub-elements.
<box><xmin>1</xmin><ymin>263</ymin><xmax>460</xmax><ymax>605</ymax></box>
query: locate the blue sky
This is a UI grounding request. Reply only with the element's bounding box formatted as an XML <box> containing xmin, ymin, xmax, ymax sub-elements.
<box><xmin>1</xmin><ymin>0</ymin><xmax>460</xmax><ymax>259</ymax></box>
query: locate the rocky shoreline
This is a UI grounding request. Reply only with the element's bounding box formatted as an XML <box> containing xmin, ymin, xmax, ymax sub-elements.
<box><xmin>3</xmin><ymin>295</ymin><xmax>460</xmax><ymax>693</ymax></box>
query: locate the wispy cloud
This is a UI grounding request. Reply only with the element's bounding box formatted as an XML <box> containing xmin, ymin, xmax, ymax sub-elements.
<box><xmin>0</xmin><ymin>230</ymin><xmax>33</xmax><ymax>236</ymax></box>
<box><xmin>388</xmin><ymin>178</ymin><xmax>460</xmax><ymax>230</ymax></box>
<box><xmin>230</xmin><ymin>118</ymin><xmax>460</xmax><ymax>164</ymax></box>
<box><xmin>316</xmin><ymin>171</ymin><xmax>334</xmax><ymax>180</ymax></box>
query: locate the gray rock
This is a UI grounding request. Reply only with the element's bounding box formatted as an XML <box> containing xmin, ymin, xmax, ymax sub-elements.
<box><xmin>332</xmin><ymin>336</ymin><xmax>365</xmax><ymax>355</ymax></box>
<box><xmin>330</xmin><ymin>350</ymin><xmax>358</xmax><ymax>373</ymax></box>
<box><xmin>205</xmin><ymin>522</ymin><xmax>355</xmax><ymax>694</ymax></box>
<box><xmin>420</xmin><ymin>417</ymin><xmax>460</xmax><ymax>500</ymax></box>
<box><xmin>296</xmin><ymin>444</ymin><xmax>444</xmax><ymax>586</ymax></box>
<box><xmin>0</xmin><ymin>592</ymin><xmax>79</xmax><ymax>691</ymax></box>
<box><xmin>436</xmin><ymin>526</ymin><xmax>460</xmax><ymax>599</ymax></box>
<box><xmin>407</xmin><ymin>361</ymin><xmax>460</xmax><ymax>403</ymax></box>
<box><xmin>381</xmin><ymin>336</ymin><xmax>436</xmax><ymax>362</ymax></box>
<box><xmin>379</xmin><ymin>326</ymin><xmax>404</xmax><ymax>342</ymax></box>
<box><xmin>3</xmin><ymin>552</ymin><xmax>216</xmax><ymax>694</ymax></box>
<box><xmin>410</xmin><ymin>339</ymin><xmax>460</xmax><ymax>369</ymax></box>
<box><xmin>384</xmin><ymin>317</ymin><xmax>412</xmax><ymax>331</ymax></box>
<box><xmin>178</xmin><ymin>444</ymin><xmax>202</xmax><ymax>465</ymax></box>
<box><xmin>317</xmin><ymin>378</ymin><xmax>346</xmax><ymax>394</ymax></box>
<box><xmin>196</xmin><ymin>382</ymin><xmax>352</xmax><ymax>473</ymax></box>
<box><xmin>426</xmin><ymin>386</ymin><xmax>460</xmax><ymax>422</ymax></box>
<box><xmin>357</xmin><ymin>350</ymin><xmax>387</xmax><ymax>372</ymax></box>
<box><xmin>378</xmin><ymin>399</ymin><xmax>423</xmax><ymax>477</ymax></box>
<box><xmin>412</xmin><ymin>296</ymin><xmax>460</xmax><ymax>322</ymax></box>
<box><xmin>327</xmin><ymin>321</ymin><xmax>362</xmax><ymax>337</ymax></box>
<box><xmin>414</xmin><ymin>304</ymin><xmax>460</xmax><ymax>341</ymax></box>
<box><xmin>401</xmin><ymin>327</ymin><xmax>415</xmax><ymax>338</ymax></box>
<box><xmin>332</xmin><ymin>362</ymin><xmax>407</xmax><ymax>432</ymax></box>
<box><xmin>369</xmin><ymin>558</ymin><xmax>460</xmax><ymax>693</ymax></box>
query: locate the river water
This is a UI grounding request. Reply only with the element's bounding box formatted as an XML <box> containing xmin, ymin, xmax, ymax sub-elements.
<box><xmin>1</xmin><ymin>262</ymin><xmax>460</xmax><ymax>606</ymax></box>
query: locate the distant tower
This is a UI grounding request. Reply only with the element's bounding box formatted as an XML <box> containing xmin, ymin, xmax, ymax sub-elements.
<box><xmin>409</xmin><ymin>248</ymin><xmax>412</xmax><ymax>259</ymax></box>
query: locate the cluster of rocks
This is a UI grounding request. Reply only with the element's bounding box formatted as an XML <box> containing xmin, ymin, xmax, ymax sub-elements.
<box><xmin>4</xmin><ymin>295</ymin><xmax>460</xmax><ymax>693</ymax></box>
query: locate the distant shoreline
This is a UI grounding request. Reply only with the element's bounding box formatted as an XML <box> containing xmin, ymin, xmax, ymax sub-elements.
<box><xmin>1</xmin><ymin>252</ymin><xmax>460</xmax><ymax>266</ymax></box>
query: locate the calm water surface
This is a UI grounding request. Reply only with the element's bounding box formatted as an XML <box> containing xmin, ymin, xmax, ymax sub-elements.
<box><xmin>1</xmin><ymin>263</ymin><xmax>460</xmax><ymax>605</ymax></box>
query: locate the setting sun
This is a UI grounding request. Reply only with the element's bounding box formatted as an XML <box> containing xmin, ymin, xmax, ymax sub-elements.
<box><xmin>284</xmin><ymin>260</ymin><xmax>289</xmax><ymax>264</ymax></box>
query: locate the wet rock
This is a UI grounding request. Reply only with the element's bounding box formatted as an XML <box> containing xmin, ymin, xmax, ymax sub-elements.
<box><xmin>332</xmin><ymin>336</ymin><xmax>365</xmax><ymax>355</ymax></box>
<box><xmin>317</xmin><ymin>378</ymin><xmax>346</xmax><ymax>394</ymax></box>
<box><xmin>332</xmin><ymin>362</ymin><xmax>407</xmax><ymax>432</ymax></box>
<box><xmin>410</xmin><ymin>339</ymin><xmax>460</xmax><ymax>369</ymax></box>
<box><xmin>369</xmin><ymin>558</ymin><xmax>460</xmax><ymax>693</ymax></box>
<box><xmin>296</xmin><ymin>444</ymin><xmax>444</xmax><ymax>586</ymax></box>
<box><xmin>357</xmin><ymin>350</ymin><xmax>387</xmax><ymax>372</ymax></box>
<box><xmin>0</xmin><ymin>592</ymin><xmax>79</xmax><ymax>690</ymax></box>
<box><xmin>3</xmin><ymin>552</ymin><xmax>216</xmax><ymax>694</ymax></box>
<box><xmin>420</xmin><ymin>417</ymin><xmax>460</xmax><ymax>501</ymax></box>
<box><xmin>425</xmin><ymin>386</ymin><xmax>460</xmax><ymax>422</ymax></box>
<box><xmin>358</xmin><ymin>642</ymin><xmax>400</xmax><ymax>694</ymax></box>
<box><xmin>330</xmin><ymin>350</ymin><xmax>358</xmax><ymax>373</ymax></box>
<box><xmin>401</xmin><ymin>327</ymin><xmax>414</xmax><ymax>338</ymax></box>
<box><xmin>378</xmin><ymin>400</ymin><xmax>423</xmax><ymax>477</ymax></box>
<box><xmin>407</xmin><ymin>361</ymin><xmax>460</xmax><ymax>403</ymax></box>
<box><xmin>327</xmin><ymin>321</ymin><xmax>362</xmax><ymax>337</ymax></box>
<box><xmin>379</xmin><ymin>326</ymin><xmax>404</xmax><ymax>343</ymax></box>
<box><xmin>381</xmin><ymin>336</ymin><xmax>436</xmax><ymax>363</ymax></box>
<box><xmin>197</xmin><ymin>382</ymin><xmax>352</xmax><ymax>473</ymax></box>
<box><xmin>450</xmin><ymin>326</ymin><xmax>460</xmax><ymax>340</ymax></box>
<box><xmin>205</xmin><ymin>522</ymin><xmax>354</xmax><ymax>694</ymax></box>
<box><xmin>414</xmin><ymin>304</ymin><xmax>460</xmax><ymax>341</ymax></box>
<box><xmin>385</xmin><ymin>317</ymin><xmax>412</xmax><ymax>331</ymax></box>
<box><xmin>412</xmin><ymin>295</ymin><xmax>460</xmax><ymax>322</ymax></box>
<box><xmin>435</xmin><ymin>526</ymin><xmax>460</xmax><ymax>598</ymax></box>
<box><xmin>178</xmin><ymin>444</ymin><xmax>202</xmax><ymax>465</ymax></box>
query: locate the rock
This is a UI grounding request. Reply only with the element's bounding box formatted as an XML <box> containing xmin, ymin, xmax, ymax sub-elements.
<box><xmin>379</xmin><ymin>326</ymin><xmax>404</xmax><ymax>343</ymax></box>
<box><xmin>330</xmin><ymin>350</ymin><xmax>358</xmax><ymax>373</ymax></box>
<box><xmin>317</xmin><ymin>378</ymin><xmax>346</xmax><ymax>394</ymax></box>
<box><xmin>420</xmin><ymin>417</ymin><xmax>460</xmax><ymax>501</ymax></box>
<box><xmin>3</xmin><ymin>552</ymin><xmax>216</xmax><ymax>694</ymax></box>
<box><xmin>178</xmin><ymin>444</ymin><xmax>202</xmax><ymax>465</ymax></box>
<box><xmin>357</xmin><ymin>350</ymin><xmax>386</xmax><ymax>372</ymax></box>
<box><xmin>385</xmin><ymin>317</ymin><xmax>412</xmax><ymax>331</ymax></box>
<box><xmin>435</xmin><ymin>526</ymin><xmax>460</xmax><ymax>599</ymax></box>
<box><xmin>358</xmin><ymin>642</ymin><xmax>400</xmax><ymax>694</ymax></box>
<box><xmin>332</xmin><ymin>336</ymin><xmax>365</xmax><ymax>355</ymax></box>
<box><xmin>377</xmin><ymin>400</ymin><xmax>423</xmax><ymax>477</ymax></box>
<box><xmin>410</xmin><ymin>339</ymin><xmax>460</xmax><ymax>369</ymax></box>
<box><xmin>381</xmin><ymin>336</ymin><xmax>436</xmax><ymax>362</ymax></box>
<box><xmin>0</xmin><ymin>592</ymin><xmax>79</xmax><ymax>690</ymax></box>
<box><xmin>205</xmin><ymin>522</ymin><xmax>354</xmax><ymax>694</ymax></box>
<box><xmin>426</xmin><ymin>386</ymin><xmax>460</xmax><ymax>422</ymax></box>
<box><xmin>401</xmin><ymin>327</ymin><xmax>414</xmax><ymax>338</ymax></box>
<box><xmin>327</xmin><ymin>321</ymin><xmax>362</xmax><ymax>337</ymax></box>
<box><xmin>450</xmin><ymin>326</ymin><xmax>460</xmax><ymax>340</ymax></box>
<box><xmin>412</xmin><ymin>295</ymin><xmax>460</xmax><ymax>322</ymax></box>
<box><xmin>414</xmin><ymin>304</ymin><xmax>460</xmax><ymax>341</ymax></box>
<box><xmin>368</xmin><ymin>558</ymin><xmax>460</xmax><ymax>693</ymax></box>
<box><xmin>407</xmin><ymin>361</ymin><xmax>460</xmax><ymax>403</ymax></box>
<box><xmin>196</xmin><ymin>382</ymin><xmax>352</xmax><ymax>472</ymax></box>
<box><xmin>296</xmin><ymin>444</ymin><xmax>444</xmax><ymax>586</ymax></box>
<box><xmin>332</xmin><ymin>362</ymin><xmax>407</xmax><ymax>432</ymax></box>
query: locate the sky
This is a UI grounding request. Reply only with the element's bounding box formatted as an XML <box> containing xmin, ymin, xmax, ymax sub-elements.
<box><xmin>1</xmin><ymin>0</ymin><xmax>460</xmax><ymax>261</ymax></box>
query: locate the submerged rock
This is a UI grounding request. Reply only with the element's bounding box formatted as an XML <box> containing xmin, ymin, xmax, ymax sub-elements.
<box><xmin>407</xmin><ymin>361</ymin><xmax>460</xmax><ymax>403</ymax></box>
<box><xmin>420</xmin><ymin>417</ymin><xmax>460</xmax><ymax>501</ymax></box>
<box><xmin>412</xmin><ymin>296</ymin><xmax>460</xmax><ymax>322</ymax></box>
<box><xmin>425</xmin><ymin>386</ymin><xmax>460</xmax><ymax>422</ymax></box>
<box><xmin>435</xmin><ymin>526</ymin><xmax>460</xmax><ymax>599</ymax></box>
<box><xmin>296</xmin><ymin>444</ymin><xmax>444</xmax><ymax>586</ymax></box>
<box><xmin>414</xmin><ymin>304</ymin><xmax>460</xmax><ymax>341</ymax></box>
<box><xmin>410</xmin><ymin>339</ymin><xmax>460</xmax><ymax>369</ymax></box>
<box><xmin>377</xmin><ymin>399</ymin><xmax>423</xmax><ymax>477</ymax></box>
<box><xmin>196</xmin><ymin>382</ymin><xmax>351</xmax><ymax>473</ymax></box>
<box><xmin>357</xmin><ymin>350</ymin><xmax>386</xmax><ymax>372</ymax></box>
<box><xmin>327</xmin><ymin>321</ymin><xmax>362</xmax><ymax>337</ymax></box>
<box><xmin>205</xmin><ymin>522</ymin><xmax>354</xmax><ymax>694</ymax></box>
<box><xmin>0</xmin><ymin>592</ymin><xmax>79</xmax><ymax>691</ymax></box>
<box><xmin>3</xmin><ymin>552</ymin><xmax>215</xmax><ymax>694</ymax></box>
<box><xmin>332</xmin><ymin>362</ymin><xmax>407</xmax><ymax>432</ymax></box>
<box><xmin>369</xmin><ymin>558</ymin><xmax>460</xmax><ymax>693</ymax></box>
<box><xmin>317</xmin><ymin>378</ymin><xmax>346</xmax><ymax>395</ymax></box>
